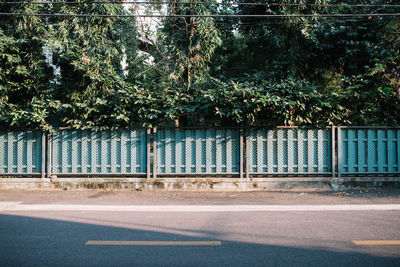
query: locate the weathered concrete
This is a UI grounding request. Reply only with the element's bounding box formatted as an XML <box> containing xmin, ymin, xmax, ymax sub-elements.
<box><xmin>0</xmin><ymin>176</ymin><xmax>399</xmax><ymax>191</ymax></box>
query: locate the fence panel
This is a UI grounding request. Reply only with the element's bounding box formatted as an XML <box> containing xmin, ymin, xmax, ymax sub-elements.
<box><xmin>51</xmin><ymin>129</ymin><xmax>147</xmax><ymax>175</ymax></box>
<box><xmin>156</xmin><ymin>128</ymin><xmax>240</xmax><ymax>175</ymax></box>
<box><xmin>0</xmin><ymin>131</ymin><xmax>42</xmax><ymax>175</ymax></box>
<box><xmin>339</xmin><ymin>127</ymin><xmax>400</xmax><ymax>175</ymax></box>
<box><xmin>248</xmin><ymin>128</ymin><xmax>332</xmax><ymax>175</ymax></box>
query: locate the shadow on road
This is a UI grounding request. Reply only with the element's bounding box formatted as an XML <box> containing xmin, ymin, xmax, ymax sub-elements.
<box><xmin>0</xmin><ymin>214</ymin><xmax>398</xmax><ymax>266</ymax></box>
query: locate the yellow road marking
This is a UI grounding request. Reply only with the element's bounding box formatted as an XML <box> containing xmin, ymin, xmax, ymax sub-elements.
<box><xmin>85</xmin><ymin>241</ymin><xmax>221</xmax><ymax>246</ymax></box>
<box><xmin>353</xmin><ymin>240</ymin><xmax>400</xmax><ymax>245</ymax></box>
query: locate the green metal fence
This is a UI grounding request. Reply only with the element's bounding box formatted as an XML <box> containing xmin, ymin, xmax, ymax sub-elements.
<box><xmin>50</xmin><ymin>129</ymin><xmax>148</xmax><ymax>175</ymax></box>
<box><xmin>155</xmin><ymin>128</ymin><xmax>241</xmax><ymax>176</ymax></box>
<box><xmin>0</xmin><ymin>131</ymin><xmax>43</xmax><ymax>175</ymax></box>
<box><xmin>338</xmin><ymin>127</ymin><xmax>400</xmax><ymax>176</ymax></box>
<box><xmin>1</xmin><ymin>126</ymin><xmax>399</xmax><ymax>178</ymax></box>
<box><xmin>247</xmin><ymin>128</ymin><xmax>332</xmax><ymax>176</ymax></box>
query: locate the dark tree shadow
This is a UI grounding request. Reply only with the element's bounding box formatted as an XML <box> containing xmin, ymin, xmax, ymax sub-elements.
<box><xmin>0</xmin><ymin>214</ymin><xmax>398</xmax><ymax>267</ymax></box>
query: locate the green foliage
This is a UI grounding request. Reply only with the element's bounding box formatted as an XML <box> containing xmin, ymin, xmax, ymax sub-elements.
<box><xmin>1</xmin><ymin>0</ymin><xmax>399</xmax><ymax>130</ymax></box>
<box><xmin>160</xmin><ymin>1</ymin><xmax>222</xmax><ymax>88</ymax></box>
<box><xmin>0</xmin><ymin>3</ymin><xmax>54</xmax><ymax>130</ymax></box>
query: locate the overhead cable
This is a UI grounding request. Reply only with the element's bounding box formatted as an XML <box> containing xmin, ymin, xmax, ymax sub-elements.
<box><xmin>2</xmin><ymin>1</ymin><xmax>400</xmax><ymax>7</ymax></box>
<box><xmin>1</xmin><ymin>12</ymin><xmax>399</xmax><ymax>18</ymax></box>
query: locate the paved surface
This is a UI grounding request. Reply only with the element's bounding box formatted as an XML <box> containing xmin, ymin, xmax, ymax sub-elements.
<box><xmin>0</xmin><ymin>189</ymin><xmax>400</xmax><ymax>266</ymax></box>
<box><xmin>1</xmin><ymin>189</ymin><xmax>400</xmax><ymax>205</ymax></box>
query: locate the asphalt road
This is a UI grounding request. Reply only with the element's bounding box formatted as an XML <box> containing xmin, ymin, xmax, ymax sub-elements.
<box><xmin>0</xmin><ymin>190</ymin><xmax>400</xmax><ymax>266</ymax></box>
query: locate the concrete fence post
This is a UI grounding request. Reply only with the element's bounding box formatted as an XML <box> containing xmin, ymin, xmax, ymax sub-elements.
<box><xmin>332</xmin><ymin>126</ymin><xmax>336</xmax><ymax>178</ymax></box>
<box><xmin>41</xmin><ymin>132</ymin><xmax>46</xmax><ymax>179</ymax></box>
<box><xmin>331</xmin><ymin>126</ymin><xmax>343</xmax><ymax>191</ymax></box>
<box><xmin>146</xmin><ymin>128</ymin><xmax>151</xmax><ymax>179</ymax></box>
<box><xmin>46</xmin><ymin>133</ymin><xmax>52</xmax><ymax>179</ymax></box>
<box><xmin>153</xmin><ymin>127</ymin><xmax>157</xmax><ymax>179</ymax></box>
<box><xmin>239</xmin><ymin>128</ymin><xmax>244</xmax><ymax>179</ymax></box>
<box><xmin>245</xmin><ymin>127</ymin><xmax>250</xmax><ymax>181</ymax></box>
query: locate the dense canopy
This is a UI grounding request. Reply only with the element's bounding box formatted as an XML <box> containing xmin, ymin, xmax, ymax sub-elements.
<box><xmin>0</xmin><ymin>0</ymin><xmax>399</xmax><ymax>130</ymax></box>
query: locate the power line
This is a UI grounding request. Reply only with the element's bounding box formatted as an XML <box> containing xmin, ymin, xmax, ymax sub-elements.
<box><xmin>3</xmin><ymin>1</ymin><xmax>400</xmax><ymax>8</ymax></box>
<box><xmin>1</xmin><ymin>12</ymin><xmax>399</xmax><ymax>18</ymax></box>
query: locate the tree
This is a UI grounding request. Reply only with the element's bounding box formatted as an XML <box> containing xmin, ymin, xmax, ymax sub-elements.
<box><xmin>0</xmin><ymin>2</ymin><xmax>54</xmax><ymax>130</ymax></box>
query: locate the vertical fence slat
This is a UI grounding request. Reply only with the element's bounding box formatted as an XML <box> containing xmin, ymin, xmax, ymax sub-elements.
<box><xmin>158</xmin><ymin>130</ymin><xmax>163</xmax><ymax>173</ymax></box>
<box><xmin>247</xmin><ymin>130</ymin><xmax>253</xmax><ymax>174</ymax></box>
<box><xmin>110</xmin><ymin>132</ymin><xmax>117</xmax><ymax>173</ymax></box>
<box><xmin>277</xmin><ymin>130</ymin><xmax>283</xmax><ymax>173</ymax></box>
<box><xmin>337</xmin><ymin>127</ymin><xmax>342</xmax><ymax>177</ymax></box>
<box><xmin>136</xmin><ymin>130</ymin><xmax>141</xmax><ymax>173</ymax></box>
<box><xmin>205</xmin><ymin>130</ymin><xmax>212</xmax><ymax>173</ymax></box>
<box><xmin>120</xmin><ymin>131</ymin><xmax>127</xmax><ymax>173</ymax></box>
<box><xmin>146</xmin><ymin>129</ymin><xmax>151</xmax><ymax>178</ymax></box>
<box><xmin>287</xmin><ymin>130</ymin><xmax>294</xmax><ymax>173</ymax></box>
<box><xmin>60</xmin><ymin>131</ymin><xmax>67</xmax><ymax>174</ymax></box>
<box><xmin>256</xmin><ymin>130</ymin><xmax>263</xmax><ymax>173</ymax></box>
<box><xmin>317</xmin><ymin>130</ymin><xmax>324</xmax><ymax>173</ymax></box>
<box><xmin>130</xmin><ymin>130</ymin><xmax>137</xmax><ymax>173</ymax></box>
<box><xmin>357</xmin><ymin>130</ymin><xmax>364</xmax><ymax>173</ymax></box>
<box><xmin>367</xmin><ymin>129</ymin><xmax>375</xmax><ymax>173</ymax></box>
<box><xmin>35</xmin><ymin>132</ymin><xmax>41</xmax><ymax>173</ymax></box>
<box><xmin>51</xmin><ymin>132</ymin><xmax>55</xmax><ymax>174</ymax></box>
<box><xmin>99</xmin><ymin>131</ymin><xmax>106</xmax><ymax>173</ymax></box>
<box><xmin>17</xmin><ymin>132</ymin><xmax>24</xmax><ymax>174</ymax></box>
<box><xmin>307</xmin><ymin>130</ymin><xmax>313</xmax><ymax>173</ymax></box>
<box><xmin>26</xmin><ymin>132</ymin><xmax>35</xmax><ymax>173</ymax></box>
<box><xmin>387</xmin><ymin>130</ymin><xmax>394</xmax><ymax>173</ymax></box>
<box><xmin>246</xmin><ymin>129</ymin><xmax>250</xmax><ymax>178</ymax></box>
<box><xmin>41</xmin><ymin>132</ymin><xmax>45</xmax><ymax>178</ymax></box>
<box><xmin>267</xmin><ymin>130</ymin><xmax>274</xmax><ymax>173</ymax></box>
<box><xmin>46</xmin><ymin>133</ymin><xmax>51</xmax><ymax>178</ymax></box>
<box><xmin>140</xmin><ymin>130</ymin><xmax>146</xmax><ymax>173</ymax></box>
<box><xmin>81</xmin><ymin>130</ymin><xmax>88</xmax><ymax>173</ymax></box>
<box><xmin>195</xmin><ymin>130</ymin><xmax>202</xmax><ymax>173</ymax></box>
<box><xmin>165</xmin><ymin>129</ymin><xmax>171</xmax><ymax>173</ymax></box>
<box><xmin>0</xmin><ymin>133</ymin><xmax>4</xmax><ymax>173</ymax></box>
<box><xmin>215</xmin><ymin>130</ymin><xmax>222</xmax><ymax>173</ymax></box>
<box><xmin>91</xmin><ymin>131</ymin><xmax>98</xmax><ymax>173</ymax></box>
<box><xmin>397</xmin><ymin>129</ymin><xmax>400</xmax><ymax>172</ymax></box>
<box><xmin>246</xmin><ymin>131</ymin><xmax>252</xmax><ymax>173</ymax></box>
<box><xmin>71</xmin><ymin>131</ymin><xmax>78</xmax><ymax>174</ymax></box>
<box><xmin>175</xmin><ymin>130</ymin><xmax>182</xmax><ymax>173</ymax></box>
<box><xmin>158</xmin><ymin>130</ymin><xmax>164</xmax><ymax>173</ymax></box>
<box><xmin>377</xmin><ymin>130</ymin><xmax>385</xmax><ymax>173</ymax></box>
<box><xmin>297</xmin><ymin>130</ymin><xmax>304</xmax><ymax>173</ymax></box>
<box><xmin>7</xmin><ymin>132</ymin><xmax>13</xmax><ymax>173</ymax></box>
<box><xmin>226</xmin><ymin>129</ymin><xmax>232</xmax><ymax>173</ymax></box>
<box><xmin>184</xmin><ymin>130</ymin><xmax>191</xmax><ymax>173</ymax></box>
<box><xmin>348</xmin><ymin>130</ymin><xmax>356</xmax><ymax>173</ymax></box>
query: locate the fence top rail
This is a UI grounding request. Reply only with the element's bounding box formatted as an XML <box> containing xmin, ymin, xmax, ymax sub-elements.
<box><xmin>248</xmin><ymin>126</ymin><xmax>333</xmax><ymax>130</ymax></box>
<box><xmin>54</xmin><ymin>127</ymin><xmax>148</xmax><ymax>132</ymax></box>
<box><xmin>156</xmin><ymin>126</ymin><xmax>241</xmax><ymax>130</ymax></box>
<box><xmin>0</xmin><ymin>128</ymin><xmax>43</xmax><ymax>133</ymax></box>
<box><xmin>339</xmin><ymin>126</ymin><xmax>400</xmax><ymax>129</ymax></box>
<box><xmin>4</xmin><ymin>126</ymin><xmax>399</xmax><ymax>133</ymax></box>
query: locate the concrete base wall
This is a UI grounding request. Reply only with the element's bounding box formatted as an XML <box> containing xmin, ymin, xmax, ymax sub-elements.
<box><xmin>0</xmin><ymin>177</ymin><xmax>399</xmax><ymax>191</ymax></box>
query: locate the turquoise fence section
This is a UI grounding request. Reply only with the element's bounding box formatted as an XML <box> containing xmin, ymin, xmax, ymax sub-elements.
<box><xmin>156</xmin><ymin>128</ymin><xmax>240</xmax><ymax>174</ymax></box>
<box><xmin>248</xmin><ymin>128</ymin><xmax>332</xmax><ymax>174</ymax></box>
<box><xmin>339</xmin><ymin>128</ymin><xmax>400</xmax><ymax>175</ymax></box>
<box><xmin>51</xmin><ymin>129</ymin><xmax>147</xmax><ymax>174</ymax></box>
<box><xmin>0</xmin><ymin>131</ymin><xmax>42</xmax><ymax>174</ymax></box>
<box><xmin>2</xmin><ymin>126</ymin><xmax>400</xmax><ymax>177</ymax></box>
